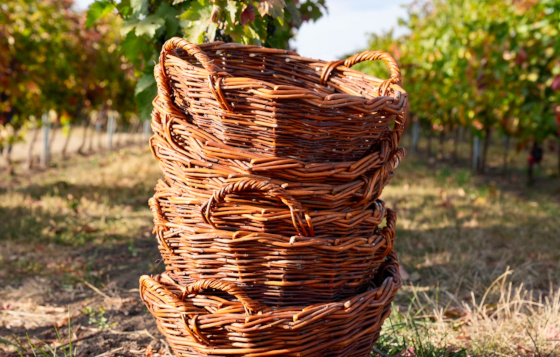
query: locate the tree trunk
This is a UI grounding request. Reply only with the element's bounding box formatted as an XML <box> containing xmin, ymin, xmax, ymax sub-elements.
<box><xmin>27</xmin><ymin>125</ymin><xmax>40</xmax><ymax>170</ymax></box>
<box><xmin>40</xmin><ymin>120</ymin><xmax>51</xmax><ymax>167</ymax></box>
<box><xmin>426</xmin><ymin>128</ymin><xmax>433</xmax><ymax>158</ymax></box>
<box><xmin>528</xmin><ymin>161</ymin><xmax>534</xmax><ymax>186</ymax></box>
<box><xmin>95</xmin><ymin>109</ymin><xmax>105</xmax><ymax>151</ymax></box>
<box><xmin>438</xmin><ymin>131</ymin><xmax>445</xmax><ymax>160</ymax></box>
<box><xmin>411</xmin><ymin>119</ymin><xmax>420</xmax><ymax>154</ymax></box>
<box><xmin>79</xmin><ymin>120</ymin><xmax>90</xmax><ymax>155</ymax></box>
<box><xmin>469</xmin><ymin>131</ymin><xmax>473</xmax><ymax>169</ymax></box>
<box><xmin>106</xmin><ymin>111</ymin><xmax>115</xmax><ymax>151</ymax></box>
<box><xmin>480</xmin><ymin>128</ymin><xmax>491</xmax><ymax>173</ymax></box>
<box><xmin>49</xmin><ymin>121</ymin><xmax>58</xmax><ymax>148</ymax></box>
<box><xmin>136</xmin><ymin>119</ymin><xmax>143</xmax><ymax>143</ymax></box>
<box><xmin>95</xmin><ymin>125</ymin><xmax>102</xmax><ymax>151</ymax></box>
<box><xmin>557</xmin><ymin>137</ymin><xmax>560</xmax><ymax>177</ymax></box>
<box><xmin>114</xmin><ymin>120</ymin><xmax>121</xmax><ymax>147</ymax></box>
<box><xmin>78</xmin><ymin>114</ymin><xmax>90</xmax><ymax>155</ymax></box>
<box><xmin>472</xmin><ymin>135</ymin><xmax>481</xmax><ymax>172</ymax></box>
<box><xmin>61</xmin><ymin>124</ymin><xmax>72</xmax><ymax>159</ymax></box>
<box><xmin>502</xmin><ymin>135</ymin><xmax>510</xmax><ymax>176</ymax></box>
<box><xmin>142</xmin><ymin>120</ymin><xmax>151</xmax><ymax>140</ymax></box>
<box><xmin>3</xmin><ymin>143</ymin><xmax>14</xmax><ymax>175</ymax></box>
<box><xmin>451</xmin><ymin>128</ymin><xmax>459</xmax><ymax>163</ymax></box>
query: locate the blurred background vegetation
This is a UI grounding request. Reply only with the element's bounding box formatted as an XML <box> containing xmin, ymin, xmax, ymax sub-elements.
<box><xmin>1</xmin><ymin>0</ymin><xmax>559</xmax><ymax>181</ymax></box>
<box><xmin>1</xmin><ymin>1</ymin><xmax>560</xmax><ymax>355</ymax></box>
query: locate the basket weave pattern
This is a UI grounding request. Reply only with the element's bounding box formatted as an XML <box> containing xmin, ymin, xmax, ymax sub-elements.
<box><xmin>158</xmin><ymin>38</ymin><xmax>407</xmax><ymax>163</ymax></box>
<box><xmin>141</xmin><ymin>37</ymin><xmax>408</xmax><ymax>356</ymax></box>
<box><xmin>140</xmin><ymin>252</ymin><xmax>401</xmax><ymax>357</ymax></box>
<box><xmin>149</xmin><ymin>189</ymin><xmax>396</xmax><ymax>306</ymax></box>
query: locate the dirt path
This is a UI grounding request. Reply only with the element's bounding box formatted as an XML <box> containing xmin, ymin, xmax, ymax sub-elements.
<box><xmin>1</xmin><ymin>126</ymin><xmax>148</xmax><ymax>170</ymax></box>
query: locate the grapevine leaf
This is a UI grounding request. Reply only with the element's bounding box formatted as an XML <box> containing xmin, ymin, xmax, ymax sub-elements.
<box><xmin>240</xmin><ymin>4</ymin><xmax>255</xmax><ymax>26</ymax></box>
<box><xmin>307</xmin><ymin>3</ymin><xmax>323</xmax><ymax>21</ymax></box>
<box><xmin>183</xmin><ymin>2</ymin><xmax>213</xmax><ymax>43</ymax></box>
<box><xmin>256</xmin><ymin>0</ymin><xmax>285</xmax><ymax>18</ymax></box>
<box><xmin>207</xmin><ymin>23</ymin><xmax>218</xmax><ymax>42</ymax></box>
<box><xmin>131</xmin><ymin>0</ymin><xmax>148</xmax><ymax>16</ymax></box>
<box><xmin>226</xmin><ymin>1</ymin><xmax>239</xmax><ymax>24</ymax></box>
<box><xmin>121</xmin><ymin>15</ymin><xmax>165</xmax><ymax>38</ymax></box>
<box><xmin>116</xmin><ymin>0</ymin><xmax>133</xmax><ymax>17</ymax></box>
<box><xmin>120</xmin><ymin>31</ymin><xmax>152</xmax><ymax>71</ymax></box>
<box><xmin>85</xmin><ymin>0</ymin><xmax>115</xmax><ymax>28</ymax></box>
<box><xmin>135</xmin><ymin>81</ymin><xmax>157</xmax><ymax>121</ymax></box>
<box><xmin>155</xmin><ymin>3</ymin><xmax>181</xmax><ymax>38</ymax></box>
<box><xmin>185</xmin><ymin>21</ymin><xmax>207</xmax><ymax>43</ymax></box>
<box><xmin>135</xmin><ymin>73</ymin><xmax>156</xmax><ymax>96</ymax></box>
<box><xmin>179</xmin><ymin>0</ymin><xmax>206</xmax><ymax>21</ymax></box>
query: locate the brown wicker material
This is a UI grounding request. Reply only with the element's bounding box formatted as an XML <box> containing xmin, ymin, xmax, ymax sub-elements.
<box><xmin>149</xmin><ymin>189</ymin><xmax>396</xmax><ymax>305</ymax></box>
<box><xmin>150</xmin><ymin>50</ymin><xmax>407</xmax><ymax>213</ymax></box>
<box><xmin>149</xmin><ymin>130</ymin><xmax>405</xmax><ymax>211</ymax></box>
<box><xmin>156</xmin><ymin>38</ymin><xmax>407</xmax><ymax>163</ymax></box>
<box><xmin>151</xmin><ymin>177</ymin><xmax>392</xmax><ymax>237</ymax></box>
<box><xmin>140</xmin><ymin>251</ymin><xmax>401</xmax><ymax>357</ymax></box>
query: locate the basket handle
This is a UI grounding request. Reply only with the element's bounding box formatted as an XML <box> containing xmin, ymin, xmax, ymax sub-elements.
<box><xmin>160</xmin><ymin>37</ymin><xmax>233</xmax><ymax>112</ymax></box>
<box><xmin>181</xmin><ymin>278</ymin><xmax>262</xmax><ymax>314</ymax></box>
<box><xmin>320</xmin><ymin>51</ymin><xmax>402</xmax><ymax>95</ymax></box>
<box><xmin>161</xmin><ymin>37</ymin><xmax>226</xmax><ymax>76</ymax></box>
<box><xmin>378</xmin><ymin>208</ymin><xmax>397</xmax><ymax>257</ymax></box>
<box><xmin>140</xmin><ymin>275</ymin><xmax>262</xmax><ymax>346</ymax></box>
<box><xmin>148</xmin><ymin>195</ymin><xmax>177</xmax><ymax>255</ymax></box>
<box><xmin>201</xmin><ymin>178</ymin><xmax>314</xmax><ymax>237</ymax></box>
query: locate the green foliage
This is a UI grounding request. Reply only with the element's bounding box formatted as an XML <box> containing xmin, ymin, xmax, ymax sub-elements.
<box><xmin>373</xmin><ymin>308</ymin><xmax>468</xmax><ymax>357</ymax></box>
<box><xmin>87</xmin><ymin>0</ymin><xmax>327</xmax><ymax>120</ymax></box>
<box><xmin>82</xmin><ymin>306</ymin><xmax>115</xmax><ymax>330</ymax></box>
<box><xmin>0</xmin><ymin>0</ymin><xmax>136</xmax><ymax>147</ymax></box>
<box><xmin>362</xmin><ymin>0</ymin><xmax>560</xmax><ymax>146</ymax></box>
<box><xmin>0</xmin><ymin>311</ymin><xmax>75</xmax><ymax>356</ymax></box>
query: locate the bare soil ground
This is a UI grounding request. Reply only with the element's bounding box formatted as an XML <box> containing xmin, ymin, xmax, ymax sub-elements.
<box><xmin>1</xmin><ymin>146</ymin><xmax>168</xmax><ymax>356</ymax></box>
<box><xmin>1</xmin><ymin>139</ymin><xmax>559</xmax><ymax>356</ymax></box>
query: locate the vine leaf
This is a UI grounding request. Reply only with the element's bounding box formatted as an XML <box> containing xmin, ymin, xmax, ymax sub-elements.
<box><xmin>130</xmin><ymin>0</ymin><xmax>148</xmax><ymax>16</ymax></box>
<box><xmin>86</xmin><ymin>0</ymin><xmax>115</xmax><ymax>28</ymax></box>
<box><xmin>121</xmin><ymin>15</ymin><xmax>165</xmax><ymax>38</ymax></box>
<box><xmin>257</xmin><ymin>0</ymin><xmax>285</xmax><ymax>18</ymax></box>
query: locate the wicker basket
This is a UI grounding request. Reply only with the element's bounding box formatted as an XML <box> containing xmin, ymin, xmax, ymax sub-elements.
<box><xmin>155</xmin><ymin>37</ymin><xmax>407</xmax><ymax>164</ymax></box>
<box><xmin>149</xmin><ymin>190</ymin><xmax>396</xmax><ymax>306</ymax></box>
<box><xmin>150</xmin><ymin>177</ymin><xmax>392</xmax><ymax>237</ymax></box>
<box><xmin>140</xmin><ymin>252</ymin><xmax>401</xmax><ymax>357</ymax></box>
<box><xmin>149</xmin><ymin>127</ymin><xmax>405</xmax><ymax>211</ymax></box>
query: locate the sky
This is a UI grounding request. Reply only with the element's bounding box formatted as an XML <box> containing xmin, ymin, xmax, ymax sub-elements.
<box><xmin>74</xmin><ymin>0</ymin><xmax>411</xmax><ymax>61</ymax></box>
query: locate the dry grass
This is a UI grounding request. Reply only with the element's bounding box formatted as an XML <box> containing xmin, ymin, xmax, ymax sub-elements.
<box><xmin>375</xmin><ymin>145</ymin><xmax>560</xmax><ymax>356</ymax></box>
<box><xmin>1</xmin><ymin>140</ymin><xmax>559</xmax><ymax>356</ymax></box>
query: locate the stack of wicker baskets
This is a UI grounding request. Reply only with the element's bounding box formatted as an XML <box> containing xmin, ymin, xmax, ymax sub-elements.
<box><xmin>140</xmin><ymin>37</ymin><xmax>408</xmax><ymax>356</ymax></box>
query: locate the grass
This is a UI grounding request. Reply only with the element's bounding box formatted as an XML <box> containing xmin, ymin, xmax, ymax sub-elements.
<box><xmin>1</xmin><ymin>311</ymin><xmax>75</xmax><ymax>356</ymax></box>
<box><xmin>0</xmin><ymin>146</ymin><xmax>162</xmax><ymax>286</ymax></box>
<box><xmin>1</xmin><ymin>138</ymin><xmax>559</xmax><ymax>355</ymax></box>
<box><xmin>373</xmin><ymin>137</ymin><xmax>560</xmax><ymax>356</ymax></box>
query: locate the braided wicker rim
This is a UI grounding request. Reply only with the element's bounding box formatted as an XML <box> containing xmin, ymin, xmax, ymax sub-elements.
<box><xmin>150</xmin><ymin>177</ymin><xmax>392</xmax><ymax>238</ymax></box>
<box><xmin>140</xmin><ymin>251</ymin><xmax>401</xmax><ymax>357</ymax></box>
<box><xmin>153</xmin><ymin>37</ymin><xmax>408</xmax><ymax>164</ymax></box>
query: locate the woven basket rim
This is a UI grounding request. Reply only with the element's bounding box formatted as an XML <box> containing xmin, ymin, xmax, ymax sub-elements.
<box><xmin>161</xmin><ymin>37</ymin><xmax>407</xmax><ymax>105</ymax></box>
<box><xmin>140</xmin><ymin>250</ymin><xmax>401</xmax><ymax>315</ymax></box>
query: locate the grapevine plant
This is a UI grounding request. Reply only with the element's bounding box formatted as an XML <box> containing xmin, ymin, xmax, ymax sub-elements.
<box><xmin>86</xmin><ymin>0</ymin><xmax>327</xmax><ymax>120</ymax></box>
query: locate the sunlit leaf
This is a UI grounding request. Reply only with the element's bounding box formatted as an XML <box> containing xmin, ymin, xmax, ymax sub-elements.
<box><xmin>86</xmin><ymin>0</ymin><xmax>115</xmax><ymax>28</ymax></box>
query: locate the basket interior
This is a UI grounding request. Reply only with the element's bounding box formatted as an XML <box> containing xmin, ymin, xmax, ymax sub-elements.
<box><xmin>171</xmin><ymin>44</ymin><xmax>399</xmax><ymax>100</ymax></box>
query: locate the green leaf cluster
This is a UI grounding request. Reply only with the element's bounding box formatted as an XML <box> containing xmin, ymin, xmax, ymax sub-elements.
<box><xmin>86</xmin><ymin>0</ymin><xmax>327</xmax><ymax>121</ymax></box>
<box><xmin>0</xmin><ymin>0</ymin><xmax>136</xmax><ymax>147</ymax></box>
<box><xmin>361</xmin><ymin>0</ymin><xmax>560</xmax><ymax>145</ymax></box>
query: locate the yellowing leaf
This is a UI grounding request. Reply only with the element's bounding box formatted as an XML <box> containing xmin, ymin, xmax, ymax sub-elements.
<box><xmin>256</xmin><ymin>0</ymin><xmax>285</xmax><ymax>18</ymax></box>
